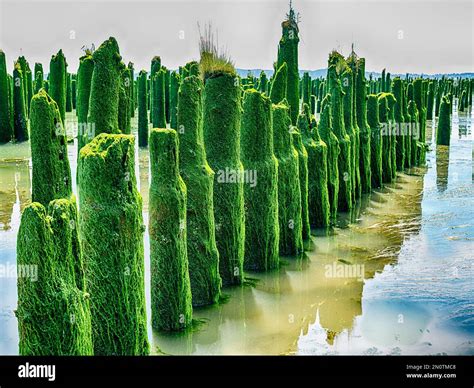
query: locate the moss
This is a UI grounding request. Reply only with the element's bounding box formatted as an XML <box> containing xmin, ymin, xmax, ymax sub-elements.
<box><xmin>436</xmin><ymin>96</ymin><xmax>451</xmax><ymax>146</ymax></box>
<box><xmin>426</xmin><ymin>82</ymin><xmax>435</xmax><ymax>119</ymax></box>
<box><xmin>240</xmin><ymin>89</ymin><xmax>279</xmax><ymax>270</ymax></box>
<box><xmin>118</xmin><ymin>65</ymin><xmax>131</xmax><ymax>134</ymax></box>
<box><xmin>272</xmin><ymin>102</ymin><xmax>303</xmax><ymax>255</ymax></box>
<box><xmin>378</xmin><ymin>93</ymin><xmax>393</xmax><ymax>183</ymax></box>
<box><xmin>341</xmin><ymin>66</ymin><xmax>358</xmax><ymax>203</ymax></box>
<box><xmin>170</xmin><ymin>71</ymin><xmax>180</xmax><ymax>129</ymax></box>
<box><xmin>353</xmin><ymin>58</ymin><xmax>371</xmax><ymax>193</ymax></box>
<box><xmin>292</xmin><ymin>129</ymin><xmax>311</xmax><ymax>241</ymax></box>
<box><xmin>177</xmin><ymin>76</ymin><xmax>221</xmax><ymax>306</ymax></box>
<box><xmin>0</xmin><ymin>50</ymin><xmax>12</xmax><ymax>143</ymax></box>
<box><xmin>30</xmin><ymin>89</ymin><xmax>72</xmax><ymax>205</ymax></box>
<box><xmin>203</xmin><ymin>72</ymin><xmax>244</xmax><ymax>286</ymax></box>
<box><xmin>302</xmin><ymin>72</ymin><xmax>311</xmax><ymax>105</ymax></box>
<box><xmin>258</xmin><ymin>71</ymin><xmax>268</xmax><ymax>93</ymax></box>
<box><xmin>164</xmin><ymin>68</ymin><xmax>170</xmax><ymax>123</ymax></box>
<box><xmin>127</xmin><ymin>62</ymin><xmax>135</xmax><ymax>118</ymax></box>
<box><xmin>392</xmin><ymin>78</ymin><xmax>405</xmax><ymax>170</ymax></box>
<box><xmin>270</xmin><ymin>62</ymin><xmax>288</xmax><ymax>104</ymax></box>
<box><xmin>329</xmin><ymin>72</ymin><xmax>352</xmax><ymax>212</ymax></box>
<box><xmin>66</xmin><ymin>73</ymin><xmax>73</xmax><ymax>112</ymax></box>
<box><xmin>152</xmin><ymin>69</ymin><xmax>166</xmax><ymax>128</ymax></box>
<box><xmin>71</xmin><ymin>78</ymin><xmax>76</xmax><ymax>110</ymax></box>
<box><xmin>13</xmin><ymin>62</ymin><xmax>28</xmax><ymax>142</ymax></box>
<box><xmin>78</xmin><ymin>133</ymin><xmax>149</xmax><ymax>355</ymax></box>
<box><xmin>149</xmin><ymin>128</ymin><xmax>193</xmax><ymax>331</ymax></box>
<box><xmin>319</xmin><ymin>95</ymin><xmax>340</xmax><ymax>223</ymax></box>
<box><xmin>385</xmin><ymin>93</ymin><xmax>397</xmax><ymax>179</ymax></box>
<box><xmin>87</xmin><ymin>37</ymin><xmax>122</xmax><ymax>139</ymax></box>
<box><xmin>49</xmin><ymin>50</ymin><xmax>67</xmax><ymax>124</ymax></box>
<box><xmin>298</xmin><ymin>108</ymin><xmax>330</xmax><ymax>228</ymax></box>
<box><xmin>413</xmin><ymin>78</ymin><xmax>426</xmax><ymax>165</ymax></box>
<box><xmin>137</xmin><ymin>70</ymin><xmax>148</xmax><ymax>147</ymax></box>
<box><xmin>368</xmin><ymin>94</ymin><xmax>383</xmax><ymax>188</ymax></box>
<box><xmin>76</xmin><ymin>54</ymin><xmax>94</xmax><ymax>153</ymax></box>
<box><xmin>407</xmin><ymin>100</ymin><xmax>419</xmax><ymax>167</ymax></box>
<box><xmin>33</xmin><ymin>62</ymin><xmax>44</xmax><ymax>94</ymax></box>
<box><xmin>17</xmin><ymin>56</ymin><xmax>32</xmax><ymax>118</ymax></box>
<box><xmin>16</xmin><ymin>199</ymin><xmax>93</xmax><ymax>355</ymax></box>
<box><xmin>277</xmin><ymin>12</ymin><xmax>299</xmax><ymax>124</ymax></box>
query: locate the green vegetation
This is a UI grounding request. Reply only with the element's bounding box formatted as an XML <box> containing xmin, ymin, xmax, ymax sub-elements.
<box><xmin>149</xmin><ymin>128</ymin><xmax>193</xmax><ymax>330</ymax></box>
<box><xmin>177</xmin><ymin>76</ymin><xmax>221</xmax><ymax>306</ymax></box>
<box><xmin>0</xmin><ymin>50</ymin><xmax>12</xmax><ymax>143</ymax></box>
<box><xmin>241</xmin><ymin>89</ymin><xmax>279</xmax><ymax>271</ymax></box>
<box><xmin>78</xmin><ymin>133</ymin><xmax>149</xmax><ymax>355</ymax></box>
<box><xmin>272</xmin><ymin>102</ymin><xmax>303</xmax><ymax>255</ymax></box>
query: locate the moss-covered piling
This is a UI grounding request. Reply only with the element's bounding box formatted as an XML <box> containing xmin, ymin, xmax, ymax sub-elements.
<box><xmin>76</xmin><ymin>54</ymin><xmax>94</xmax><ymax>153</ymax></box>
<box><xmin>203</xmin><ymin>72</ymin><xmax>245</xmax><ymax>286</ymax></box>
<box><xmin>30</xmin><ymin>89</ymin><xmax>72</xmax><ymax>205</ymax></box>
<box><xmin>78</xmin><ymin>133</ymin><xmax>149</xmax><ymax>355</ymax></box>
<box><xmin>16</xmin><ymin>199</ymin><xmax>93</xmax><ymax>355</ymax></box>
<box><xmin>87</xmin><ymin>38</ymin><xmax>122</xmax><ymax>139</ymax></box>
<box><xmin>241</xmin><ymin>89</ymin><xmax>279</xmax><ymax>270</ymax></box>
<box><xmin>272</xmin><ymin>102</ymin><xmax>303</xmax><ymax>255</ymax></box>
<box><xmin>0</xmin><ymin>50</ymin><xmax>12</xmax><ymax>143</ymax></box>
<box><xmin>149</xmin><ymin>128</ymin><xmax>193</xmax><ymax>330</ymax></box>
<box><xmin>137</xmin><ymin>70</ymin><xmax>148</xmax><ymax>147</ymax></box>
<box><xmin>49</xmin><ymin>50</ymin><xmax>67</xmax><ymax>124</ymax></box>
<box><xmin>13</xmin><ymin>62</ymin><xmax>28</xmax><ymax>142</ymax></box>
<box><xmin>177</xmin><ymin>76</ymin><xmax>221</xmax><ymax>306</ymax></box>
<box><xmin>436</xmin><ymin>95</ymin><xmax>451</xmax><ymax>146</ymax></box>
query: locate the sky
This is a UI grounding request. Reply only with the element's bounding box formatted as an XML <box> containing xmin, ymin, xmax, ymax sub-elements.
<box><xmin>0</xmin><ymin>0</ymin><xmax>472</xmax><ymax>75</ymax></box>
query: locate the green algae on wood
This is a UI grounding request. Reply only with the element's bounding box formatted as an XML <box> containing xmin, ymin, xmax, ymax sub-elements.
<box><xmin>30</xmin><ymin>89</ymin><xmax>72</xmax><ymax>205</ymax></box>
<box><xmin>66</xmin><ymin>73</ymin><xmax>73</xmax><ymax>112</ymax></box>
<box><xmin>368</xmin><ymin>94</ymin><xmax>383</xmax><ymax>188</ymax></box>
<box><xmin>170</xmin><ymin>71</ymin><xmax>180</xmax><ymax>129</ymax></box>
<box><xmin>269</xmin><ymin>62</ymin><xmax>288</xmax><ymax>104</ymax></box>
<box><xmin>392</xmin><ymin>78</ymin><xmax>406</xmax><ymax>171</ymax></box>
<box><xmin>137</xmin><ymin>70</ymin><xmax>148</xmax><ymax>147</ymax></box>
<box><xmin>16</xmin><ymin>199</ymin><xmax>93</xmax><ymax>355</ymax></box>
<box><xmin>203</xmin><ymin>71</ymin><xmax>245</xmax><ymax>286</ymax></box>
<box><xmin>76</xmin><ymin>54</ymin><xmax>94</xmax><ymax>153</ymax></box>
<box><xmin>276</xmin><ymin>6</ymin><xmax>300</xmax><ymax>124</ymax></box>
<box><xmin>292</xmin><ymin>129</ymin><xmax>311</xmax><ymax>241</ymax></box>
<box><xmin>78</xmin><ymin>133</ymin><xmax>149</xmax><ymax>355</ymax></box>
<box><xmin>87</xmin><ymin>37</ymin><xmax>123</xmax><ymax>139</ymax></box>
<box><xmin>436</xmin><ymin>95</ymin><xmax>451</xmax><ymax>146</ymax></box>
<box><xmin>0</xmin><ymin>50</ymin><xmax>12</xmax><ymax>143</ymax></box>
<box><xmin>49</xmin><ymin>50</ymin><xmax>67</xmax><ymax>124</ymax></box>
<box><xmin>378</xmin><ymin>93</ymin><xmax>393</xmax><ymax>183</ymax></box>
<box><xmin>177</xmin><ymin>76</ymin><xmax>221</xmax><ymax>306</ymax></box>
<box><xmin>241</xmin><ymin>89</ymin><xmax>279</xmax><ymax>271</ymax></box>
<box><xmin>272</xmin><ymin>102</ymin><xmax>303</xmax><ymax>255</ymax></box>
<box><xmin>354</xmin><ymin>57</ymin><xmax>371</xmax><ymax>194</ymax></box>
<box><xmin>319</xmin><ymin>96</ymin><xmax>340</xmax><ymax>224</ymax></box>
<box><xmin>329</xmin><ymin>68</ymin><xmax>352</xmax><ymax>212</ymax></box>
<box><xmin>33</xmin><ymin>63</ymin><xmax>44</xmax><ymax>94</ymax></box>
<box><xmin>149</xmin><ymin>128</ymin><xmax>193</xmax><ymax>330</ymax></box>
<box><xmin>13</xmin><ymin>62</ymin><xmax>28</xmax><ymax>142</ymax></box>
<box><xmin>297</xmin><ymin>107</ymin><xmax>330</xmax><ymax>229</ymax></box>
<box><xmin>152</xmin><ymin>69</ymin><xmax>166</xmax><ymax>128</ymax></box>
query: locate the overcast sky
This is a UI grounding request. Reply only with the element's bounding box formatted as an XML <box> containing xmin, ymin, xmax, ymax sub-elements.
<box><xmin>0</xmin><ymin>0</ymin><xmax>472</xmax><ymax>75</ymax></box>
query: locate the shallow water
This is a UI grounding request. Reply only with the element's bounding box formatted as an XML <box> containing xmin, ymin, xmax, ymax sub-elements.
<box><xmin>0</xmin><ymin>104</ymin><xmax>472</xmax><ymax>355</ymax></box>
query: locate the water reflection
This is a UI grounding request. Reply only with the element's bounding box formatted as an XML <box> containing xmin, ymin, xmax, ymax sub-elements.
<box><xmin>436</xmin><ymin>145</ymin><xmax>450</xmax><ymax>192</ymax></box>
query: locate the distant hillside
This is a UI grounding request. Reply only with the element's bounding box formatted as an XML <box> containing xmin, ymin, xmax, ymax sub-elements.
<box><xmin>237</xmin><ymin>68</ymin><xmax>474</xmax><ymax>80</ymax></box>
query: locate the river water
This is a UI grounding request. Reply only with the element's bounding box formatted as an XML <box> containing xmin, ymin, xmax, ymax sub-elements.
<box><xmin>0</xmin><ymin>103</ymin><xmax>472</xmax><ymax>355</ymax></box>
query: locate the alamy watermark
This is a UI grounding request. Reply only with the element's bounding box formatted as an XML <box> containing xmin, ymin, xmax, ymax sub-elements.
<box><xmin>324</xmin><ymin>262</ymin><xmax>365</xmax><ymax>282</ymax></box>
<box><xmin>216</xmin><ymin>167</ymin><xmax>257</xmax><ymax>188</ymax></box>
<box><xmin>380</xmin><ymin>122</ymin><xmax>420</xmax><ymax>140</ymax></box>
<box><xmin>0</xmin><ymin>262</ymin><xmax>38</xmax><ymax>282</ymax></box>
